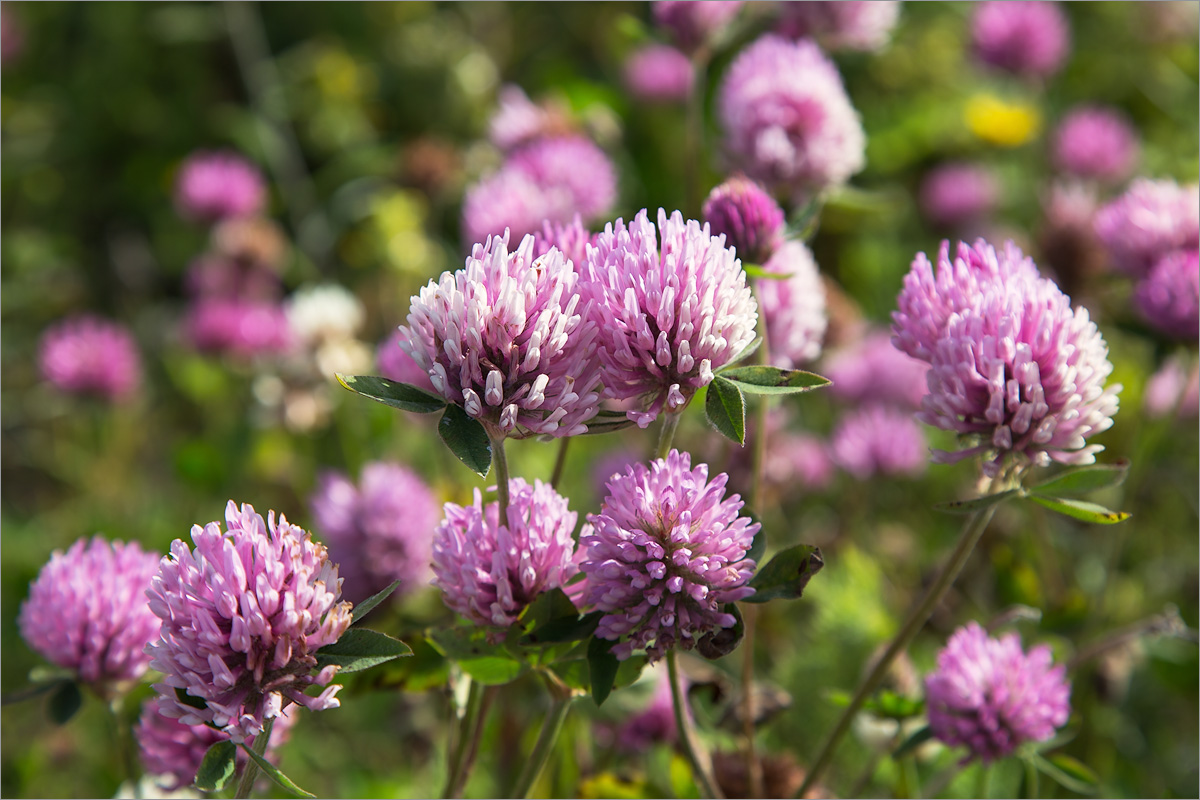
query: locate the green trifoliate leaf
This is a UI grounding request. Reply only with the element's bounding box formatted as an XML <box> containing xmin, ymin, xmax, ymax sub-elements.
<box><xmin>334</xmin><ymin>374</ymin><xmax>446</xmax><ymax>413</ymax></box>
<box><xmin>438</xmin><ymin>404</ymin><xmax>492</xmax><ymax>477</ymax></box>
<box><xmin>744</xmin><ymin>544</ymin><xmax>824</xmax><ymax>603</ymax></box>
<box><xmin>705</xmin><ymin>376</ymin><xmax>746</xmax><ymax>444</ymax></box>
<box><xmin>315</xmin><ymin>629</ymin><xmax>413</xmax><ymax>673</ymax></box>
<box><xmin>717</xmin><ymin>365</ymin><xmax>831</xmax><ymax>395</ymax></box>
<box><xmin>1027</xmin><ymin>494</ymin><xmax>1131</xmax><ymax>524</ymax></box>
<box><xmin>587</xmin><ymin>636</ymin><xmax>620</xmax><ymax>706</ymax></box>
<box><xmin>48</xmin><ymin>681</ymin><xmax>82</xmax><ymax>725</ymax></box>
<box><xmin>238</xmin><ymin>741</ymin><xmax>317</xmax><ymax>798</ymax></box>
<box><xmin>194</xmin><ymin>741</ymin><xmax>237</xmax><ymax>792</ymax></box>
<box><xmin>351</xmin><ymin>580</ymin><xmax>401</xmax><ymax>624</ymax></box>
<box><xmin>1030</xmin><ymin>459</ymin><xmax>1130</xmax><ymax>496</ymax></box>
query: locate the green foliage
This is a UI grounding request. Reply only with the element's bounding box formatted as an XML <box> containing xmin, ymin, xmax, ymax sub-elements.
<box><xmin>194</xmin><ymin>741</ymin><xmax>237</xmax><ymax>793</ymax></box>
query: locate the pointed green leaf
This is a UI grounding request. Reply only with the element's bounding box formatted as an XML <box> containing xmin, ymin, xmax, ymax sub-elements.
<box><xmin>742</xmin><ymin>264</ymin><xmax>792</xmax><ymax>281</ymax></box>
<box><xmin>1033</xmin><ymin>753</ymin><xmax>1100</xmax><ymax>795</ymax></box>
<box><xmin>717</xmin><ymin>365</ymin><xmax>832</xmax><ymax>395</ymax></box>
<box><xmin>1</xmin><ymin>678</ymin><xmax>69</xmax><ymax>707</ymax></box>
<box><xmin>238</xmin><ymin>741</ymin><xmax>317</xmax><ymax>798</ymax></box>
<box><xmin>438</xmin><ymin>404</ymin><xmax>493</xmax><ymax>476</ymax></box>
<box><xmin>523</xmin><ymin>610</ymin><xmax>603</xmax><ymax>646</ymax></box>
<box><xmin>787</xmin><ymin>192</ymin><xmax>825</xmax><ymax>242</ymax></box>
<box><xmin>315</xmin><ymin>629</ymin><xmax>413</xmax><ymax>673</ymax></box>
<box><xmin>351</xmin><ymin>580</ymin><xmax>401</xmax><ymax>624</ymax></box>
<box><xmin>934</xmin><ymin>488</ymin><xmax>1021</xmax><ymax>514</ymax></box>
<box><xmin>588</xmin><ymin>636</ymin><xmax>619</xmax><ymax>706</ymax></box>
<box><xmin>697</xmin><ymin>603</ymin><xmax>744</xmax><ymax>660</ymax></box>
<box><xmin>705</xmin><ymin>376</ymin><xmax>746</xmax><ymax>444</ymax></box>
<box><xmin>335</xmin><ymin>374</ymin><xmax>446</xmax><ymax>413</ymax></box>
<box><xmin>194</xmin><ymin>741</ymin><xmax>238</xmax><ymax>792</ymax></box>
<box><xmin>892</xmin><ymin>726</ymin><xmax>934</xmax><ymax>760</ymax></box>
<box><xmin>1030</xmin><ymin>460</ymin><xmax>1130</xmax><ymax>496</ymax></box>
<box><xmin>48</xmin><ymin>681</ymin><xmax>82</xmax><ymax>725</ymax></box>
<box><xmin>744</xmin><ymin>544</ymin><xmax>824</xmax><ymax>603</ymax></box>
<box><xmin>1027</xmin><ymin>494</ymin><xmax>1131</xmax><ymax>524</ymax></box>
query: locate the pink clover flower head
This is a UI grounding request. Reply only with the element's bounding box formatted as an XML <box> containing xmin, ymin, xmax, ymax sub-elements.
<box><xmin>19</xmin><ymin>537</ymin><xmax>160</xmax><ymax>687</ymax></box>
<box><xmin>135</xmin><ymin>697</ymin><xmax>296</xmax><ymax>792</ymax></box>
<box><xmin>462</xmin><ymin>165</ymin><xmax>566</xmax><ymax>247</ymax></box>
<box><xmin>970</xmin><ymin>1</ymin><xmax>1070</xmax><ymax>79</ymax></box>
<box><xmin>507</xmin><ymin>135</ymin><xmax>617</xmax><ymax>224</ymax></box>
<box><xmin>702</xmin><ymin>174</ymin><xmax>786</xmax><ymax>265</ymax></box>
<box><xmin>310</xmin><ymin>461</ymin><xmax>440</xmax><ymax>605</ymax></box>
<box><xmin>756</xmin><ymin>239</ymin><xmax>827</xmax><ymax>368</ymax></box>
<box><xmin>377</xmin><ymin>330</ymin><xmax>436</xmax><ymax>393</ymax></box>
<box><xmin>185</xmin><ymin>256</ymin><xmax>280</xmax><ymax>302</ymax></box>
<box><xmin>625</xmin><ymin>44</ymin><xmax>695</xmax><ymax>104</ymax></box>
<box><xmin>488</xmin><ymin>84</ymin><xmax>566</xmax><ymax>153</ymax></box>
<box><xmin>830</xmin><ymin>405</ymin><xmax>927</xmax><ymax>479</ymax></box>
<box><xmin>1144</xmin><ymin>355</ymin><xmax>1200</xmax><ymax>419</ymax></box>
<box><xmin>584</xmin><ymin>209</ymin><xmax>758</xmax><ymax>427</ymax></box>
<box><xmin>718</xmin><ymin>35</ymin><xmax>865</xmax><ymax>197</ymax></box>
<box><xmin>533</xmin><ymin>214</ymin><xmax>594</xmax><ymax>268</ymax></box>
<box><xmin>1094</xmin><ymin>178</ymin><xmax>1200</xmax><ymax>278</ymax></box>
<box><xmin>652</xmin><ymin>0</ymin><xmax>744</xmax><ymax>54</ymax></box>
<box><xmin>823</xmin><ymin>329</ymin><xmax>929</xmax><ymax>410</ymax></box>
<box><xmin>776</xmin><ymin>1</ymin><xmax>903</xmax><ymax>52</ymax></box>
<box><xmin>581</xmin><ymin>449</ymin><xmax>759</xmax><ymax>662</ymax></box>
<box><xmin>772</xmin><ymin>431</ymin><xmax>835</xmax><ymax>490</ymax></box>
<box><xmin>893</xmin><ymin>240</ymin><xmax>1121</xmax><ymax>476</ymax></box>
<box><xmin>1134</xmin><ymin>249</ymin><xmax>1199</xmax><ymax>341</ymax></box>
<box><xmin>399</xmin><ymin>231</ymin><xmax>603</xmax><ymax>438</ymax></box>
<box><xmin>919</xmin><ymin>163</ymin><xmax>999</xmax><ymax>229</ymax></box>
<box><xmin>1052</xmin><ymin>106</ymin><xmax>1139</xmax><ymax>183</ymax></box>
<box><xmin>185</xmin><ymin>298</ymin><xmax>295</xmax><ymax>358</ymax></box>
<box><xmin>175</xmin><ymin>150</ymin><xmax>266</xmax><ymax>223</ymax></box>
<box><xmin>39</xmin><ymin>315</ymin><xmax>142</xmax><ymax>401</ymax></box>
<box><xmin>431</xmin><ymin>478</ymin><xmax>582</xmax><ymax>628</ymax></box>
<box><xmin>145</xmin><ymin>501</ymin><xmax>353</xmax><ymax>744</ymax></box>
<box><xmin>925</xmin><ymin>622</ymin><xmax>1071</xmax><ymax>762</ymax></box>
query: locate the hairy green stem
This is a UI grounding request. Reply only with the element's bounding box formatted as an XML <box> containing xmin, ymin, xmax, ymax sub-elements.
<box><xmin>511</xmin><ymin>694</ymin><xmax>573</xmax><ymax>798</ymax></box>
<box><xmin>442</xmin><ymin>682</ymin><xmax>498</xmax><ymax>798</ymax></box>
<box><xmin>656</xmin><ymin>410</ymin><xmax>682</xmax><ymax>461</ymax></box>
<box><xmin>796</xmin><ymin>501</ymin><xmax>999</xmax><ymax>797</ymax></box>
<box><xmin>549</xmin><ymin>437</ymin><xmax>570</xmax><ymax>490</ymax></box>
<box><xmin>668</xmin><ymin>651</ymin><xmax>723</xmax><ymax>799</ymax></box>
<box><xmin>487</xmin><ymin>428</ymin><xmax>512</xmax><ymax>526</ymax></box>
<box><xmin>234</xmin><ymin>716</ymin><xmax>274</xmax><ymax>799</ymax></box>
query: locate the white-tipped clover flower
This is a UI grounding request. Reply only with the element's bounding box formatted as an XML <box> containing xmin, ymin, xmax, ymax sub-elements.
<box><xmin>398</xmin><ymin>230</ymin><xmax>603</xmax><ymax>438</ymax></box>
<box><xmin>585</xmin><ymin>209</ymin><xmax>759</xmax><ymax>427</ymax></box>
<box><xmin>431</xmin><ymin>478</ymin><xmax>582</xmax><ymax>629</ymax></box>
<box><xmin>893</xmin><ymin>239</ymin><xmax>1121</xmax><ymax>476</ymax></box>
<box><xmin>581</xmin><ymin>450</ymin><xmax>759</xmax><ymax>662</ymax></box>
<box><xmin>145</xmin><ymin>501</ymin><xmax>353</xmax><ymax>744</ymax></box>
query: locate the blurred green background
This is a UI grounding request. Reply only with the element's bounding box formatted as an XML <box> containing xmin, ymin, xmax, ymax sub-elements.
<box><xmin>2</xmin><ymin>2</ymin><xmax>1197</xmax><ymax>797</ymax></box>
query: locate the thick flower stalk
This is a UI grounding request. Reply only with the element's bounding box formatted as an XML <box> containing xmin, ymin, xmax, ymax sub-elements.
<box><xmin>175</xmin><ymin>150</ymin><xmax>266</xmax><ymax>222</ymax></box>
<box><xmin>755</xmin><ymin>239</ymin><xmax>827</xmax><ymax>368</ymax></box>
<box><xmin>701</xmin><ymin>175</ymin><xmax>785</xmax><ymax>265</ymax></box>
<box><xmin>431</xmin><ymin>478</ymin><xmax>582</xmax><ymax>628</ymax></box>
<box><xmin>135</xmin><ymin>697</ymin><xmax>296</xmax><ymax>792</ymax></box>
<box><xmin>717</xmin><ymin>34</ymin><xmax>865</xmax><ymax>197</ymax></box>
<box><xmin>893</xmin><ymin>239</ymin><xmax>1121</xmax><ymax>476</ymax></box>
<box><xmin>19</xmin><ymin>537</ymin><xmax>161</xmax><ymax>689</ymax></box>
<box><xmin>581</xmin><ymin>450</ymin><xmax>759</xmax><ymax>662</ymax></box>
<box><xmin>1094</xmin><ymin>178</ymin><xmax>1200</xmax><ymax>277</ymax></box>
<box><xmin>399</xmin><ymin>231</ymin><xmax>603</xmax><ymax>438</ymax></box>
<box><xmin>310</xmin><ymin>461</ymin><xmax>440</xmax><ymax>605</ymax></box>
<box><xmin>1052</xmin><ymin>106</ymin><xmax>1139</xmax><ymax>183</ymax></box>
<box><xmin>146</xmin><ymin>501</ymin><xmax>353</xmax><ymax>743</ymax></box>
<box><xmin>38</xmin><ymin>316</ymin><xmax>142</xmax><ymax>401</ymax></box>
<box><xmin>925</xmin><ymin>622</ymin><xmax>1071</xmax><ymax>762</ymax></box>
<box><xmin>970</xmin><ymin>1</ymin><xmax>1070</xmax><ymax>79</ymax></box>
<box><xmin>775</xmin><ymin>0</ymin><xmax>902</xmax><ymax>52</ymax></box>
<box><xmin>585</xmin><ymin>208</ymin><xmax>758</xmax><ymax>427</ymax></box>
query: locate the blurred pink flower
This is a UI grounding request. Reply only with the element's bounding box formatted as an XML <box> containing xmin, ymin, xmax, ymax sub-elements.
<box><xmin>919</xmin><ymin>163</ymin><xmax>999</xmax><ymax>229</ymax></box>
<box><xmin>830</xmin><ymin>405</ymin><xmax>927</xmax><ymax>479</ymax></box>
<box><xmin>756</xmin><ymin>240</ymin><xmax>827</xmax><ymax>368</ymax></box>
<box><xmin>185</xmin><ymin>297</ymin><xmax>294</xmax><ymax>358</ymax></box>
<box><xmin>39</xmin><ymin>316</ymin><xmax>142</xmax><ymax>401</ymax></box>
<box><xmin>776</xmin><ymin>1</ymin><xmax>903</xmax><ymax>52</ymax></box>
<box><xmin>824</xmin><ymin>329</ymin><xmax>929</xmax><ymax>410</ymax></box>
<box><xmin>175</xmin><ymin>150</ymin><xmax>266</xmax><ymax>223</ymax></box>
<box><xmin>1052</xmin><ymin>106</ymin><xmax>1139</xmax><ymax>182</ymax></box>
<box><xmin>653</xmin><ymin>0</ymin><xmax>744</xmax><ymax>54</ymax></box>
<box><xmin>1134</xmin><ymin>248</ymin><xmax>1199</xmax><ymax>341</ymax></box>
<box><xmin>1094</xmin><ymin>178</ymin><xmax>1200</xmax><ymax>278</ymax></box>
<box><xmin>971</xmin><ymin>1</ymin><xmax>1070</xmax><ymax>79</ymax></box>
<box><xmin>625</xmin><ymin>44</ymin><xmax>694</xmax><ymax>104</ymax></box>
